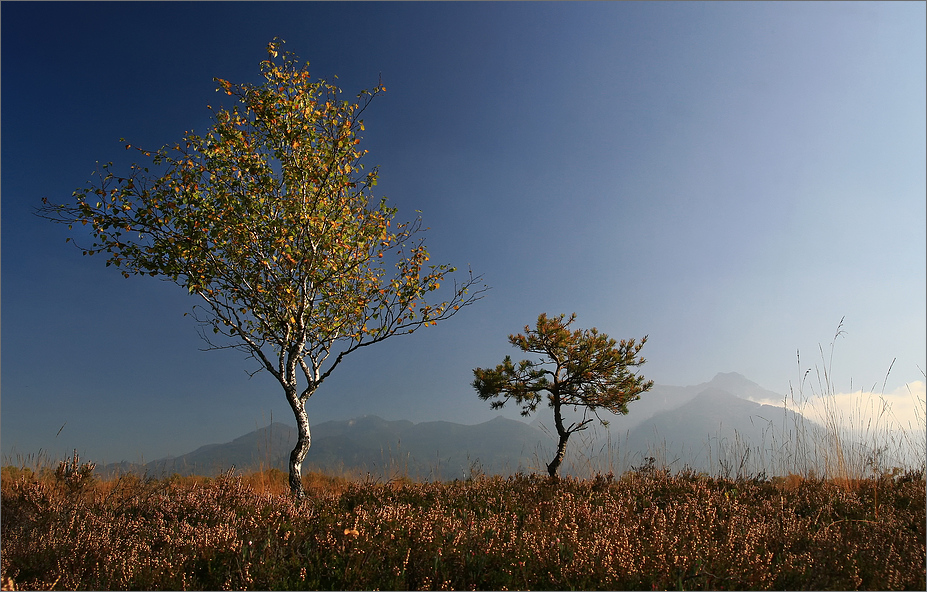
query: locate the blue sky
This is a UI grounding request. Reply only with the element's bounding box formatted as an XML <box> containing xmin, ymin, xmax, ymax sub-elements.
<box><xmin>3</xmin><ymin>2</ymin><xmax>925</xmax><ymax>464</ymax></box>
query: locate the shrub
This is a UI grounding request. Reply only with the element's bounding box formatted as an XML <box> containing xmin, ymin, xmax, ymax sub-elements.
<box><xmin>2</xmin><ymin>468</ymin><xmax>923</xmax><ymax>590</ymax></box>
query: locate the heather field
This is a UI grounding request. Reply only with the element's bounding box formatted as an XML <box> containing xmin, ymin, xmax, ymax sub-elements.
<box><xmin>1</xmin><ymin>460</ymin><xmax>924</xmax><ymax>591</ymax></box>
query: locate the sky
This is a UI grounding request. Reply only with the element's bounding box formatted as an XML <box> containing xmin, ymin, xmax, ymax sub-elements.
<box><xmin>2</xmin><ymin>2</ymin><xmax>925</xmax><ymax>466</ymax></box>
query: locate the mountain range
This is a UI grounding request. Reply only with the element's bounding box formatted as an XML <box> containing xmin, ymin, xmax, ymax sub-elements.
<box><xmin>100</xmin><ymin>373</ymin><xmax>822</xmax><ymax>480</ymax></box>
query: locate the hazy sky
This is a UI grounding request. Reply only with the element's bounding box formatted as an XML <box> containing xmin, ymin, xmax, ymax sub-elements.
<box><xmin>3</xmin><ymin>2</ymin><xmax>925</xmax><ymax>465</ymax></box>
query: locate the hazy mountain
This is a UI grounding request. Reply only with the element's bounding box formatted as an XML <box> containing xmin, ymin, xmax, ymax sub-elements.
<box><xmin>619</xmin><ymin>387</ymin><xmax>824</xmax><ymax>476</ymax></box>
<box><xmin>101</xmin><ymin>373</ymin><xmax>824</xmax><ymax>480</ymax></box>
<box><xmin>531</xmin><ymin>372</ymin><xmax>784</xmax><ymax>432</ymax></box>
<box><xmin>529</xmin><ymin>372</ymin><xmax>815</xmax><ymax>475</ymax></box>
<box><xmin>100</xmin><ymin>415</ymin><xmax>548</xmax><ymax>480</ymax></box>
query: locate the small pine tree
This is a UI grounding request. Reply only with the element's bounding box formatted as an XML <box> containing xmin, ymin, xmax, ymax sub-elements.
<box><xmin>473</xmin><ymin>313</ymin><xmax>653</xmax><ymax>477</ymax></box>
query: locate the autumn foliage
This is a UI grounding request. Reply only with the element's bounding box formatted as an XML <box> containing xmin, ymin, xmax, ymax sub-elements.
<box><xmin>37</xmin><ymin>38</ymin><xmax>485</xmax><ymax>498</ymax></box>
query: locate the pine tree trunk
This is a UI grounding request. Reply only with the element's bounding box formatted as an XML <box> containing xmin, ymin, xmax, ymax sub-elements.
<box><xmin>548</xmin><ymin>397</ymin><xmax>569</xmax><ymax>477</ymax></box>
<box><xmin>547</xmin><ymin>432</ymin><xmax>570</xmax><ymax>477</ymax></box>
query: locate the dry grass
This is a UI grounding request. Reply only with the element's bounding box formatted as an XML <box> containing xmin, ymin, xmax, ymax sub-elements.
<box><xmin>2</xmin><ymin>458</ymin><xmax>924</xmax><ymax>591</ymax></box>
<box><xmin>771</xmin><ymin>320</ymin><xmax>927</xmax><ymax>485</ymax></box>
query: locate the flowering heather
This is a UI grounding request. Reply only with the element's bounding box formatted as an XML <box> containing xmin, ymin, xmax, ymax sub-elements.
<box><xmin>1</xmin><ymin>465</ymin><xmax>924</xmax><ymax>590</ymax></box>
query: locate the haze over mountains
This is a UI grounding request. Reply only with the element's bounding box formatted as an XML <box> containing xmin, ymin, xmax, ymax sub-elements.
<box><xmin>101</xmin><ymin>373</ymin><xmax>824</xmax><ymax>479</ymax></box>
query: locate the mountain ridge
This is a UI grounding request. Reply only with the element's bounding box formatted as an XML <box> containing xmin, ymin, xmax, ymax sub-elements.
<box><xmin>99</xmin><ymin>373</ymin><xmax>815</xmax><ymax>479</ymax></box>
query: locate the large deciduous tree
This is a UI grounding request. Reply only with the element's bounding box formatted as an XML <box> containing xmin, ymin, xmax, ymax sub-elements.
<box><xmin>473</xmin><ymin>313</ymin><xmax>652</xmax><ymax>477</ymax></box>
<box><xmin>38</xmin><ymin>38</ymin><xmax>486</xmax><ymax>498</ymax></box>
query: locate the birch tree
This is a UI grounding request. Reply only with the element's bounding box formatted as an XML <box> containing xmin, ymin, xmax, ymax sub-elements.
<box><xmin>473</xmin><ymin>313</ymin><xmax>651</xmax><ymax>477</ymax></box>
<box><xmin>38</xmin><ymin>38</ymin><xmax>486</xmax><ymax>498</ymax></box>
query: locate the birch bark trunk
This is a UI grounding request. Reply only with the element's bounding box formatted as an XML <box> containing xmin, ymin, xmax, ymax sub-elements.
<box><xmin>286</xmin><ymin>387</ymin><xmax>312</xmax><ymax>499</ymax></box>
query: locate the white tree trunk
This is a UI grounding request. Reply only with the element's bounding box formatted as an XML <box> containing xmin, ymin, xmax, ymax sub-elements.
<box><xmin>287</xmin><ymin>388</ymin><xmax>312</xmax><ymax>498</ymax></box>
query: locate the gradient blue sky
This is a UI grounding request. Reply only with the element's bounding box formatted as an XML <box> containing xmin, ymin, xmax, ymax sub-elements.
<box><xmin>3</xmin><ymin>2</ymin><xmax>925</xmax><ymax>465</ymax></box>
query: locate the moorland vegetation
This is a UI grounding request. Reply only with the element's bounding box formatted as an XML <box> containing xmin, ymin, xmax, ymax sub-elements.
<box><xmin>1</xmin><ymin>446</ymin><xmax>924</xmax><ymax>591</ymax></box>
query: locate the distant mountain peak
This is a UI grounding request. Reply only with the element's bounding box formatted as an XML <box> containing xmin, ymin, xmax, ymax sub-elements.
<box><xmin>710</xmin><ymin>371</ymin><xmax>753</xmax><ymax>384</ymax></box>
<box><xmin>703</xmin><ymin>372</ymin><xmax>781</xmax><ymax>402</ymax></box>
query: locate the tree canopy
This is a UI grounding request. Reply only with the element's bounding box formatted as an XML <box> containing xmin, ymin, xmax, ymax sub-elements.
<box><xmin>38</xmin><ymin>38</ymin><xmax>486</xmax><ymax>497</ymax></box>
<box><xmin>473</xmin><ymin>313</ymin><xmax>652</xmax><ymax>476</ymax></box>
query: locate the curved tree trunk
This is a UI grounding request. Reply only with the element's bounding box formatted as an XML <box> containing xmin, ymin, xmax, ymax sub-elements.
<box><xmin>547</xmin><ymin>431</ymin><xmax>570</xmax><ymax>477</ymax></box>
<box><xmin>287</xmin><ymin>390</ymin><xmax>312</xmax><ymax>499</ymax></box>
<box><xmin>547</xmin><ymin>397</ymin><xmax>569</xmax><ymax>477</ymax></box>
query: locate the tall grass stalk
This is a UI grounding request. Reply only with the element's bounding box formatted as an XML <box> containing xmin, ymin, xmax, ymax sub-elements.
<box><xmin>776</xmin><ymin>318</ymin><xmax>926</xmax><ymax>483</ymax></box>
